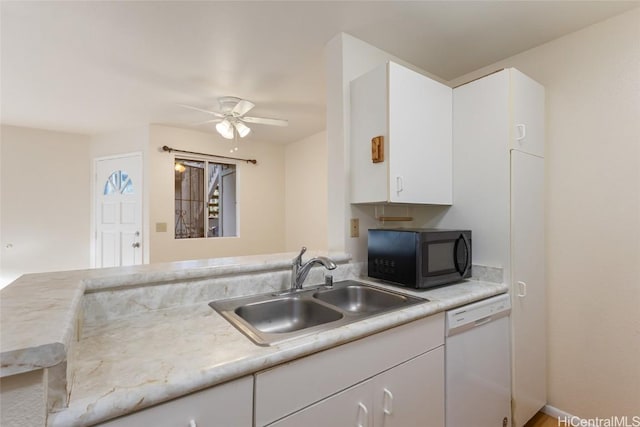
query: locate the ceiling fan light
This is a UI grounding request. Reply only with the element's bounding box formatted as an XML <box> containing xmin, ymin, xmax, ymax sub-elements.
<box><xmin>216</xmin><ymin>119</ymin><xmax>234</xmax><ymax>139</ymax></box>
<box><xmin>235</xmin><ymin>121</ymin><xmax>251</xmax><ymax>138</ymax></box>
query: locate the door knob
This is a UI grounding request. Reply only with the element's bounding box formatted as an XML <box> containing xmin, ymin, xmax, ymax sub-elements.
<box><xmin>132</xmin><ymin>242</ymin><xmax>140</xmax><ymax>248</ymax></box>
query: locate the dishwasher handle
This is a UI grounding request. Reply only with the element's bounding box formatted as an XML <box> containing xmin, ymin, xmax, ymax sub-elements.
<box><xmin>473</xmin><ymin>315</ymin><xmax>493</xmax><ymax>327</ymax></box>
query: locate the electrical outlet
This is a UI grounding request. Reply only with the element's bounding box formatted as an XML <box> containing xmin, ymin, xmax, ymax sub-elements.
<box><xmin>350</xmin><ymin>218</ymin><xmax>359</xmax><ymax>238</ymax></box>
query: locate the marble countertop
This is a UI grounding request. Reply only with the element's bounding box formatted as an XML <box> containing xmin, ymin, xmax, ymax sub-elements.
<box><xmin>0</xmin><ymin>251</ymin><xmax>351</xmax><ymax>378</ymax></box>
<box><xmin>48</xmin><ymin>277</ymin><xmax>508</xmax><ymax>427</ymax></box>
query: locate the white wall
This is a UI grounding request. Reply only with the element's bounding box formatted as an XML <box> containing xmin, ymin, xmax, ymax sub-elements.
<box><xmin>148</xmin><ymin>125</ymin><xmax>286</xmax><ymax>262</ymax></box>
<box><xmin>0</xmin><ymin>125</ymin><xmax>91</xmax><ymax>288</ymax></box>
<box><xmin>284</xmin><ymin>130</ymin><xmax>328</xmax><ymax>252</ymax></box>
<box><xmin>448</xmin><ymin>8</ymin><xmax>640</xmax><ymax>419</ymax></box>
<box><xmin>90</xmin><ymin>126</ymin><xmax>148</xmax><ymax>159</ymax></box>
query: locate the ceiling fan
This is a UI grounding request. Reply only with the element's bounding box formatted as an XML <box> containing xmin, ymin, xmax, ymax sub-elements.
<box><xmin>180</xmin><ymin>96</ymin><xmax>288</xmax><ymax>139</ymax></box>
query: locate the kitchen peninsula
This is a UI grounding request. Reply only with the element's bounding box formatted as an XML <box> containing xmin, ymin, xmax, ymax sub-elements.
<box><xmin>0</xmin><ymin>252</ymin><xmax>506</xmax><ymax>426</ymax></box>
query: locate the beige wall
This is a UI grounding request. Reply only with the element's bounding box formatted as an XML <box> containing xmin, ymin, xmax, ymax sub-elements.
<box><xmin>0</xmin><ymin>125</ymin><xmax>91</xmax><ymax>288</ymax></box>
<box><xmin>148</xmin><ymin>125</ymin><xmax>286</xmax><ymax>262</ymax></box>
<box><xmin>450</xmin><ymin>9</ymin><xmax>640</xmax><ymax>418</ymax></box>
<box><xmin>284</xmin><ymin>130</ymin><xmax>328</xmax><ymax>252</ymax></box>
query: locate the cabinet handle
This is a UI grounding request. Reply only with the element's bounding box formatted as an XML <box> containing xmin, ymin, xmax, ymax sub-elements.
<box><xmin>396</xmin><ymin>176</ymin><xmax>404</xmax><ymax>193</ymax></box>
<box><xmin>517</xmin><ymin>281</ymin><xmax>527</xmax><ymax>298</ymax></box>
<box><xmin>383</xmin><ymin>388</ymin><xmax>394</xmax><ymax>416</ymax></box>
<box><xmin>189</xmin><ymin>420</ymin><xmax>197</xmax><ymax>427</ymax></box>
<box><xmin>516</xmin><ymin>124</ymin><xmax>526</xmax><ymax>141</ymax></box>
<box><xmin>357</xmin><ymin>402</ymin><xmax>369</xmax><ymax>427</ymax></box>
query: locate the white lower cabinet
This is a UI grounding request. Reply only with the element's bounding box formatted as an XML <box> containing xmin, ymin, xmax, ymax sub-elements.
<box><xmin>96</xmin><ymin>376</ymin><xmax>252</xmax><ymax>427</ymax></box>
<box><xmin>255</xmin><ymin>314</ymin><xmax>445</xmax><ymax>427</ymax></box>
<box><xmin>268</xmin><ymin>374</ymin><xmax>373</xmax><ymax>427</ymax></box>
<box><xmin>374</xmin><ymin>348</ymin><xmax>444</xmax><ymax>427</ymax></box>
<box><xmin>269</xmin><ymin>348</ymin><xmax>444</xmax><ymax>427</ymax></box>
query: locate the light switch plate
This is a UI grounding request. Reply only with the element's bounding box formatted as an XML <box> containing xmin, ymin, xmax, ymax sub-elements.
<box><xmin>350</xmin><ymin>218</ymin><xmax>359</xmax><ymax>238</ymax></box>
<box><xmin>155</xmin><ymin>222</ymin><xmax>167</xmax><ymax>232</ymax></box>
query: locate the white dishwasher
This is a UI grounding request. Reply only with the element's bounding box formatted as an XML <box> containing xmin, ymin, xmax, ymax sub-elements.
<box><xmin>445</xmin><ymin>293</ymin><xmax>511</xmax><ymax>427</ymax></box>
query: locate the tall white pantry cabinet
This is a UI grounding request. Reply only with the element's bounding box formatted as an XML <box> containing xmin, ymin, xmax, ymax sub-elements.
<box><xmin>440</xmin><ymin>68</ymin><xmax>546</xmax><ymax>427</ymax></box>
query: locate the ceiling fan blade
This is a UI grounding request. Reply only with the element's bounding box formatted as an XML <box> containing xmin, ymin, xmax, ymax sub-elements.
<box><xmin>232</xmin><ymin>100</ymin><xmax>255</xmax><ymax>117</ymax></box>
<box><xmin>190</xmin><ymin>118</ymin><xmax>222</xmax><ymax>126</ymax></box>
<box><xmin>242</xmin><ymin>116</ymin><xmax>288</xmax><ymax>127</ymax></box>
<box><xmin>178</xmin><ymin>104</ymin><xmax>225</xmax><ymax>118</ymax></box>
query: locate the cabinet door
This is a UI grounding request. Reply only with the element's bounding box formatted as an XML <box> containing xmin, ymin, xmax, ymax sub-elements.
<box><xmin>350</xmin><ymin>62</ymin><xmax>389</xmax><ymax>204</ymax></box>
<box><xmin>269</xmin><ymin>379</ymin><xmax>373</xmax><ymax>427</ymax></box>
<box><xmin>97</xmin><ymin>376</ymin><xmax>253</xmax><ymax>427</ymax></box>
<box><xmin>510</xmin><ymin>151</ymin><xmax>546</xmax><ymax>427</ymax></box>
<box><xmin>255</xmin><ymin>314</ymin><xmax>444</xmax><ymax>426</ymax></box>
<box><xmin>373</xmin><ymin>347</ymin><xmax>444</xmax><ymax>427</ymax></box>
<box><xmin>388</xmin><ymin>62</ymin><xmax>452</xmax><ymax>205</ymax></box>
<box><xmin>511</xmin><ymin>69</ymin><xmax>545</xmax><ymax>157</ymax></box>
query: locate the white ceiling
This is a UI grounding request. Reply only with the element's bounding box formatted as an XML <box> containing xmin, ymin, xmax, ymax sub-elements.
<box><xmin>1</xmin><ymin>1</ymin><xmax>638</xmax><ymax>144</ymax></box>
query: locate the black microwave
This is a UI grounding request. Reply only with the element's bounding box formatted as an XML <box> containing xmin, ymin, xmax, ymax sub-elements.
<box><xmin>368</xmin><ymin>228</ymin><xmax>472</xmax><ymax>289</ymax></box>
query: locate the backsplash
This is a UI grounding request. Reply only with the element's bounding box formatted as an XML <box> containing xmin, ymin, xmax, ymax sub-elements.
<box><xmin>471</xmin><ymin>265</ymin><xmax>504</xmax><ymax>284</ymax></box>
<box><xmin>80</xmin><ymin>257</ymin><xmax>362</xmax><ymax>332</ymax></box>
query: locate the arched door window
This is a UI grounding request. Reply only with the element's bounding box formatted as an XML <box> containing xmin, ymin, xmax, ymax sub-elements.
<box><xmin>104</xmin><ymin>170</ymin><xmax>134</xmax><ymax>195</ymax></box>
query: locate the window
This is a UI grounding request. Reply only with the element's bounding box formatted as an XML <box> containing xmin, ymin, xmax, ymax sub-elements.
<box><xmin>174</xmin><ymin>158</ymin><xmax>237</xmax><ymax>239</ymax></box>
<box><xmin>104</xmin><ymin>170</ymin><xmax>134</xmax><ymax>195</ymax></box>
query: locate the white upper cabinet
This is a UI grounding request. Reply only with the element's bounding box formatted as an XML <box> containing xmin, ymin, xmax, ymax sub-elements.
<box><xmin>350</xmin><ymin>61</ymin><xmax>452</xmax><ymax>205</ymax></box>
<box><xmin>511</xmin><ymin>69</ymin><xmax>545</xmax><ymax>157</ymax></box>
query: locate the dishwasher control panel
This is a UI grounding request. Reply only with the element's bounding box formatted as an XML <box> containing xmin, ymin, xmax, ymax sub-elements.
<box><xmin>446</xmin><ymin>293</ymin><xmax>510</xmax><ymax>336</ymax></box>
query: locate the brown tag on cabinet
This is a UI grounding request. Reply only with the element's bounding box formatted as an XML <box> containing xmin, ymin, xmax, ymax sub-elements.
<box><xmin>371</xmin><ymin>136</ymin><xmax>384</xmax><ymax>163</ymax></box>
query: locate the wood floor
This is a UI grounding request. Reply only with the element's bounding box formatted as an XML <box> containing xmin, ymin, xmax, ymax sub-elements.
<box><xmin>525</xmin><ymin>412</ymin><xmax>558</xmax><ymax>427</ymax></box>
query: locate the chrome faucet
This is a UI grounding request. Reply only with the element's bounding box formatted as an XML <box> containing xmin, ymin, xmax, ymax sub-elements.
<box><xmin>291</xmin><ymin>247</ymin><xmax>337</xmax><ymax>291</ymax></box>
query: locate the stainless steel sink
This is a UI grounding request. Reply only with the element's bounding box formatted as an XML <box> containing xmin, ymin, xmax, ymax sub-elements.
<box><xmin>313</xmin><ymin>284</ymin><xmax>411</xmax><ymax>314</ymax></box>
<box><xmin>234</xmin><ymin>298</ymin><xmax>343</xmax><ymax>334</ymax></box>
<box><xmin>209</xmin><ymin>280</ymin><xmax>427</xmax><ymax>346</ymax></box>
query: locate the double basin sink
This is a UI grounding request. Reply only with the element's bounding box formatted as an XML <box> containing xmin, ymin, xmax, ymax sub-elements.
<box><xmin>209</xmin><ymin>280</ymin><xmax>426</xmax><ymax>346</ymax></box>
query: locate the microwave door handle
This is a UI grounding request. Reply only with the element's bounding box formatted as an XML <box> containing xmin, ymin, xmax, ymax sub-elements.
<box><xmin>460</xmin><ymin>234</ymin><xmax>471</xmax><ymax>276</ymax></box>
<box><xmin>453</xmin><ymin>237</ymin><xmax>462</xmax><ymax>274</ymax></box>
<box><xmin>454</xmin><ymin>235</ymin><xmax>471</xmax><ymax>277</ymax></box>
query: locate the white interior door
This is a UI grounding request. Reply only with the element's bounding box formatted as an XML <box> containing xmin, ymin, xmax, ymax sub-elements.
<box><xmin>95</xmin><ymin>154</ymin><xmax>143</xmax><ymax>268</ymax></box>
<box><xmin>510</xmin><ymin>150</ymin><xmax>546</xmax><ymax>426</ymax></box>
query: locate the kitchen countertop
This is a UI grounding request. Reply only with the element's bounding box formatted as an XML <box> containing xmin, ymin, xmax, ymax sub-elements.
<box><xmin>0</xmin><ymin>251</ymin><xmax>352</xmax><ymax>378</ymax></box>
<box><xmin>0</xmin><ymin>253</ymin><xmax>508</xmax><ymax>426</ymax></box>
<box><xmin>48</xmin><ymin>276</ymin><xmax>508</xmax><ymax>426</ymax></box>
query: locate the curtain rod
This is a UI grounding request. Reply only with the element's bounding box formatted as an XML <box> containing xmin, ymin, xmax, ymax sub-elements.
<box><xmin>162</xmin><ymin>145</ymin><xmax>257</xmax><ymax>165</ymax></box>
